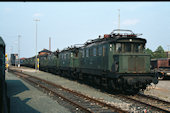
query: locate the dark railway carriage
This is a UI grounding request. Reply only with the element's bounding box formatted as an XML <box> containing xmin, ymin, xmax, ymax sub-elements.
<box><xmin>46</xmin><ymin>52</ymin><xmax>59</xmax><ymax>73</ymax></box>
<box><xmin>58</xmin><ymin>47</ymin><xmax>80</xmax><ymax>78</ymax></box>
<box><xmin>151</xmin><ymin>58</ymin><xmax>170</xmax><ymax>79</ymax></box>
<box><xmin>21</xmin><ymin>57</ymin><xmax>35</xmax><ymax>68</ymax></box>
<box><xmin>0</xmin><ymin>36</ymin><xmax>10</xmax><ymax>113</ymax></box>
<box><xmin>38</xmin><ymin>54</ymin><xmax>48</xmax><ymax>71</ymax></box>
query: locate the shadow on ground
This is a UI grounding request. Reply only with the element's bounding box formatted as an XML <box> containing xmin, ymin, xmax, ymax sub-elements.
<box><xmin>6</xmin><ymin>80</ymin><xmax>40</xmax><ymax>113</ymax></box>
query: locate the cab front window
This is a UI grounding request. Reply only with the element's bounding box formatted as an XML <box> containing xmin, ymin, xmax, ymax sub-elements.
<box><xmin>124</xmin><ymin>43</ymin><xmax>131</xmax><ymax>52</ymax></box>
<box><xmin>134</xmin><ymin>43</ymin><xmax>140</xmax><ymax>52</ymax></box>
<box><xmin>115</xmin><ymin>43</ymin><xmax>144</xmax><ymax>53</ymax></box>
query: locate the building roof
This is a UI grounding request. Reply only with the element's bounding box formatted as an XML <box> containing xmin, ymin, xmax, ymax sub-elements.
<box><xmin>20</xmin><ymin>57</ymin><xmax>25</xmax><ymax>60</ymax></box>
<box><xmin>38</xmin><ymin>48</ymin><xmax>52</xmax><ymax>54</ymax></box>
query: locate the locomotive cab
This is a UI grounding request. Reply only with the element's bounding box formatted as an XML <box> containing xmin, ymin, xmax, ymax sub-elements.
<box><xmin>108</xmin><ymin>29</ymin><xmax>151</xmax><ymax>74</ymax></box>
<box><xmin>112</xmin><ymin>38</ymin><xmax>151</xmax><ymax>74</ymax></box>
<box><xmin>107</xmin><ymin>30</ymin><xmax>158</xmax><ymax>92</ymax></box>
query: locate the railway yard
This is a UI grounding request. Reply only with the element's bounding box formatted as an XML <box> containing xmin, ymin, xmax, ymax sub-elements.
<box><xmin>3</xmin><ymin>28</ymin><xmax>170</xmax><ymax>113</ymax></box>
<box><xmin>6</xmin><ymin>66</ymin><xmax>170</xmax><ymax>113</ymax></box>
<box><xmin>1</xmin><ymin>2</ymin><xmax>170</xmax><ymax>113</ymax></box>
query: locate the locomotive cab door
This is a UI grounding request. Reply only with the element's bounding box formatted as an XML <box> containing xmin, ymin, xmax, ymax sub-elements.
<box><xmin>102</xmin><ymin>45</ymin><xmax>107</xmax><ymax>71</ymax></box>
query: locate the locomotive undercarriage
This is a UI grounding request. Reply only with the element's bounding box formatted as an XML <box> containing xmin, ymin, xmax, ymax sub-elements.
<box><xmin>54</xmin><ymin>68</ymin><xmax>156</xmax><ymax>94</ymax></box>
<box><xmin>113</xmin><ymin>76</ymin><xmax>155</xmax><ymax>94</ymax></box>
<box><xmin>76</xmin><ymin>73</ymin><xmax>155</xmax><ymax>94</ymax></box>
<box><xmin>24</xmin><ymin>65</ymin><xmax>157</xmax><ymax>94</ymax></box>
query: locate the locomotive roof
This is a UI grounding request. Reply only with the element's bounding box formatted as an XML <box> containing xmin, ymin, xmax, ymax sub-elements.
<box><xmin>60</xmin><ymin>46</ymin><xmax>80</xmax><ymax>53</ymax></box>
<box><xmin>82</xmin><ymin>29</ymin><xmax>146</xmax><ymax>48</ymax></box>
<box><xmin>23</xmin><ymin>29</ymin><xmax>147</xmax><ymax>59</ymax></box>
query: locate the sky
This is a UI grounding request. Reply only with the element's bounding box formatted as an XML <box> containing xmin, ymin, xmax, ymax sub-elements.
<box><xmin>0</xmin><ymin>2</ymin><xmax>170</xmax><ymax>58</ymax></box>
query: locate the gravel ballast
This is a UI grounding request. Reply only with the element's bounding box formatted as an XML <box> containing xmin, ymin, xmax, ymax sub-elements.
<box><xmin>6</xmin><ymin>71</ymin><xmax>71</xmax><ymax>113</ymax></box>
<box><xmin>143</xmin><ymin>81</ymin><xmax>170</xmax><ymax>102</ymax></box>
<box><xmin>9</xmin><ymin>66</ymin><xmax>170</xmax><ymax>112</ymax></box>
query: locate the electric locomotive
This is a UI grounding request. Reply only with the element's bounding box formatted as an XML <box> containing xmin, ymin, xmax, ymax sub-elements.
<box><xmin>75</xmin><ymin>29</ymin><xmax>158</xmax><ymax>93</ymax></box>
<box><xmin>21</xmin><ymin>29</ymin><xmax>158</xmax><ymax>94</ymax></box>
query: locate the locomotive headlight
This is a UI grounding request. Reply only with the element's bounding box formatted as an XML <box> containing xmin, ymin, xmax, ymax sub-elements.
<box><xmin>110</xmin><ymin>44</ymin><xmax>112</xmax><ymax>51</ymax></box>
<box><xmin>129</xmin><ymin>39</ymin><xmax>132</xmax><ymax>42</ymax></box>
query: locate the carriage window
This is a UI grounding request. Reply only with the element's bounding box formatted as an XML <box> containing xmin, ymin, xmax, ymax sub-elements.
<box><xmin>93</xmin><ymin>47</ymin><xmax>97</xmax><ymax>56</ymax></box>
<box><xmin>89</xmin><ymin>48</ymin><xmax>93</xmax><ymax>56</ymax></box>
<box><xmin>62</xmin><ymin>54</ymin><xmax>64</xmax><ymax>59</ymax></box>
<box><xmin>75</xmin><ymin>52</ymin><xmax>78</xmax><ymax>57</ymax></box>
<box><xmin>116</xmin><ymin>43</ymin><xmax>122</xmax><ymax>53</ymax></box>
<box><xmin>86</xmin><ymin>49</ymin><xmax>89</xmax><ymax>57</ymax></box>
<box><xmin>98</xmin><ymin>46</ymin><xmax>102</xmax><ymax>56</ymax></box>
<box><xmin>66</xmin><ymin>54</ymin><xmax>68</xmax><ymax>59</ymax></box>
<box><xmin>71</xmin><ymin>53</ymin><xmax>73</xmax><ymax>58</ymax></box>
<box><xmin>82</xmin><ymin>50</ymin><xmax>85</xmax><ymax>58</ymax></box>
<box><xmin>64</xmin><ymin>54</ymin><xmax>66</xmax><ymax>59</ymax></box>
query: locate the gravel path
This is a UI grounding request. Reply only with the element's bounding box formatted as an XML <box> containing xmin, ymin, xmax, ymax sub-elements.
<box><xmin>5</xmin><ymin>71</ymin><xmax>71</xmax><ymax>113</ymax></box>
<box><xmin>143</xmin><ymin>81</ymin><xmax>170</xmax><ymax>102</ymax></box>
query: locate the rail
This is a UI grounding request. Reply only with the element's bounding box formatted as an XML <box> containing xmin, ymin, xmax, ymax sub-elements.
<box><xmin>8</xmin><ymin>68</ymin><xmax>128</xmax><ymax>113</ymax></box>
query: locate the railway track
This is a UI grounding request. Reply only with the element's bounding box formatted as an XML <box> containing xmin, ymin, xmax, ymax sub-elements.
<box><xmin>117</xmin><ymin>93</ymin><xmax>170</xmax><ymax>113</ymax></box>
<box><xmin>8</xmin><ymin>68</ymin><xmax>127</xmax><ymax>113</ymax></box>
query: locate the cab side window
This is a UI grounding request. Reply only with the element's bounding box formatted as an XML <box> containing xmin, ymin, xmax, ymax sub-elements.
<box><xmin>89</xmin><ymin>48</ymin><xmax>93</xmax><ymax>56</ymax></box>
<box><xmin>86</xmin><ymin>49</ymin><xmax>89</xmax><ymax>57</ymax></box>
<box><xmin>98</xmin><ymin>46</ymin><xmax>102</xmax><ymax>56</ymax></box>
<box><xmin>82</xmin><ymin>50</ymin><xmax>85</xmax><ymax>58</ymax></box>
<box><xmin>116</xmin><ymin>43</ymin><xmax>122</xmax><ymax>53</ymax></box>
<box><xmin>93</xmin><ymin>47</ymin><xmax>97</xmax><ymax>56</ymax></box>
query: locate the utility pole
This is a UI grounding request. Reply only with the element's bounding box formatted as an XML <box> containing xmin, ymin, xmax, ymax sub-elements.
<box><xmin>14</xmin><ymin>41</ymin><xmax>17</xmax><ymax>67</ymax></box>
<box><xmin>18</xmin><ymin>35</ymin><xmax>21</xmax><ymax>67</ymax></box>
<box><xmin>118</xmin><ymin>9</ymin><xmax>120</xmax><ymax>30</ymax></box>
<box><xmin>9</xmin><ymin>46</ymin><xmax>13</xmax><ymax>66</ymax></box>
<box><xmin>49</xmin><ymin>37</ymin><xmax>51</xmax><ymax>51</ymax></box>
<box><xmin>168</xmin><ymin>45</ymin><xmax>170</xmax><ymax>58</ymax></box>
<box><xmin>34</xmin><ymin>19</ymin><xmax>40</xmax><ymax>71</ymax></box>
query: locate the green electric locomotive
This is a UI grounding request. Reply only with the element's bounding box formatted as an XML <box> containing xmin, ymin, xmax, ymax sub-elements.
<box><xmin>22</xmin><ymin>29</ymin><xmax>158</xmax><ymax>94</ymax></box>
<box><xmin>75</xmin><ymin>29</ymin><xmax>158</xmax><ymax>93</ymax></box>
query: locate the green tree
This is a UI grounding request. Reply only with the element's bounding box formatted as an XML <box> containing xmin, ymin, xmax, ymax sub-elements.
<box><xmin>144</xmin><ymin>48</ymin><xmax>154</xmax><ymax>58</ymax></box>
<box><xmin>153</xmin><ymin>46</ymin><xmax>167</xmax><ymax>58</ymax></box>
